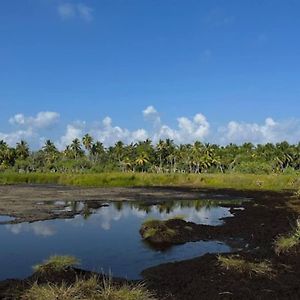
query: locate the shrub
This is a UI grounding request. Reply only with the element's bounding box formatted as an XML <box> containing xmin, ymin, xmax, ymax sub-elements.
<box><xmin>234</xmin><ymin>161</ymin><xmax>273</xmax><ymax>174</ymax></box>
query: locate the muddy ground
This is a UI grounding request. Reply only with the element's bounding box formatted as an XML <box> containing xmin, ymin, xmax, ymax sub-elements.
<box><xmin>0</xmin><ymin>184</ymin><xmax>217</xmax><ymax>223</ymax></box>
<box><xmin>0</xmin><ymin>185</ymin><xmax>300</xmax><ymax>299</ymax></box>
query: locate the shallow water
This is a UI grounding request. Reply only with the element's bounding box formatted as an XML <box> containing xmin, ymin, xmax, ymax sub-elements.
<box><xmin>0</xmin><ymin>199</ymin><xmax>245</xmax><ymax>280</ymax></box>
<box><xmin>0</xmin><ymin>215</ymin><xmax>15</xmax><ymax>222</ymax></box>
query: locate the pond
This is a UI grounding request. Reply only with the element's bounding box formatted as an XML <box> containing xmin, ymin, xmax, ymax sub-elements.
<box><xmin>0</xmin><ymin>199</ymin><xmax>246</xmax><ymax>281</ymax></box>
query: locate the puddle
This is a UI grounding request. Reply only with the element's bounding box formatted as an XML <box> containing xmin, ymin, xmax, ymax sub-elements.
<box><xmin>0</xmin><ymin>198</ymin><xmax>247</xmax><ymax>280</ymax></box>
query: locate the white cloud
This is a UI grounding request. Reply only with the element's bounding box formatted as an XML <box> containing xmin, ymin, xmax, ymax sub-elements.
<box><xmin>219</xmin><ymin>118</ymin><xmax>300</xmax><ymax>145</ymax></box>
<box><xmin>0</xmin><ymin>128</ymin><xmax>35</xmax><ymax>146</ymax></box>
<box><xmin>9</xmin><ymin>111</ymin><xmax>60</xmax><ymax>129</ymax></box>
<box><xmin>57</xmin><ymin>122</ymin><xmax>85</xmax><ymax>150</ymax></box>
<box><xmin>1</xmin><ymin>111</ymin><xmax>60</xmax><ymax>146</ymax></box>
<box><xmin>90</xmin><ymin>117</ymin><xmax>147</xmax><ymax>146</ymax></box>
<box><xmin>131</xmin><ymin>129</ymin><xmax>148</xmax><ymax>141</ymax></box>
<box><xmin>142</xmin><ymin>106</ymin><xmax>210</xmax><ymax>144</ymax></box>
<box><xmin>57</xmin><ymin>3</ymin><xmax>94</xmax><ymax>22</ymax></box>
<box><xmin>44</xmin><ymin>107</ymin><xmax>300</xmax><ymax>148</ymax></box>
<box><xmin>152</xmin><ymin>112</ymin><xmax>210</xmax><ymax>144</ymax></box>
<box><xmin>143</xmin><ymin>105</ymin><xmax>161</xmax><ymax>123</ymax></box>
<box><xmin>1</xmin><ymin>107</ymin><xmax>300</xmax><ymax>148</ymax></box>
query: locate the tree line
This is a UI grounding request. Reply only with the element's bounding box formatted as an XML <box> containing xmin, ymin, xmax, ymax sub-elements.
<box><xmin>0</xmin><ymin>135</ymin><xmax>299</xmax><ymax>174</ymax></box>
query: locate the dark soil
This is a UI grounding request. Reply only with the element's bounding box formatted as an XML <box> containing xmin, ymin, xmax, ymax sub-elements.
<box><xmin>142</xmin><ymin>189</ymin><xmax>300</xmax><ymax>300</ymax></box>
<box><xmin>0</xmin><ymin>186</ymin><xmax>300</xmax><ymax>299</ymax></box>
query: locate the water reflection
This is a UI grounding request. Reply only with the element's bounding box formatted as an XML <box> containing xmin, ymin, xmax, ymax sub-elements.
<box><xmin>0</xmin><ymin>215</ymin><xmax>15</xmax><ymax>222</ymax></box>
<box><xmin>6</xmin><ymin>222</ymin><xmax>56</xmax><ymax>237</ymax></box>
<box><xmin>0</xmin><ymin>198</ymin><xmax>246</xmax><ymax>281</ymax></box>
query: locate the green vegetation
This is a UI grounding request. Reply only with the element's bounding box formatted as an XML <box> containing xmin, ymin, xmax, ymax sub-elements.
<box><xmin>217</xmin><ymin>255</ymin><xmax>273</xmax><ymax>277</ymax></box>
<box><xmin>140</xmin><ymin>218</ymin><xmax>181</xmax><ymax>242</ymax></box>
<box><xmin>22</xmin><ymin>277</ymin><xmax>156</xmax><ymax>300</ymax></box>
<box><xmin>274</xmin><ymin>219</ymin><xmax>300</xmax><ymax>255</ymax></box>
<box><xmin>1</xmin><ymin>138</ymin><xmax>300</xmax><ymax>176</ymax></box>
<box><xmin>0</xmin><ymin>172</ymin><xmax>299</xmax><ymax>191</ymax></box>
<box><xmin>1</xmin><ymin>137</ymin><xmax>300</xmax><ymax>191</ymax></box>
<box><xmin>33</xmin><ymin>255</ymin><xmax>79</xmax><ymax>273</ymax></box>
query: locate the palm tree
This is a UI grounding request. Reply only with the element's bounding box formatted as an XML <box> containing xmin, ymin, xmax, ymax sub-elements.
<box><xmin>64</xmin><ymin>145</ymin><xmax>73</xmax><ymax>159</ymax></box>
<box><xmin>135</xmin><ymin>152</ymin><xmax>149</xmax><ymax>172</ymax></box>
<box><xmin>0</xmin><ymin>140</ymin><xmax>8</xmax><ymax>150</ymax></box>
<box><xmin>16</xmin><ymin>140</ymin><xmax>29</xmax><ymax>160</ymax></box>
<box><xmin>91</xmin><ymin>141</ymin><xmax>105</xmax><ymax>162</ymax></box>
<box><xmin>0</xmin><ymin>146</ymin><xmax>16</xmax><ymax>168</ymax></box>
<box><xmin>82</xmin><ymin>134</ymin><xmax>93</xmax><ymax>152</ymax></box>
<box><xmin>156</xmin><ymin>140</ymin><xmax>166</xmax><ymax>172</ymax></box>
<box><xmin>70</xmin><ymin>138</ymin><xmax>83</xmax><ymax>159</ymax></box>
<box><xmin>42</xmin><ymin>140</ymin><xmax>58</xmax><ymax>166</ymax></box>
<box><xmin>112</xmin><ymin>141</ymin><xmax>125</xmax><ymax>168</ymax></box>
<box><xmin>43</xmin><ymin>140</ymin><xmax>57</xmax><ymax>154</ymax></box>
<box><xmin>121</xmin><ymin>156</ymin><xmax>133</xmax><ymax>172</ymax></box>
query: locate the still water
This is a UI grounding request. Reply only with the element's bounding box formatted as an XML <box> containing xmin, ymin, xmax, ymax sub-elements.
<box><xmin>0</xmin><ymin>199</ymin><xmax>244</xmax><ymax>280</ymax></box>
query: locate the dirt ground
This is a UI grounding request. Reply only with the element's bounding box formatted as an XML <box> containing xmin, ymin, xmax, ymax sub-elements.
<box><xmin>0</xmin><ymin>184</ymin><xmax>213</xmax><ymax>223</ymax></box>
<box><xmin>0</xmin><ymin>185</ymin><xmax>300</xmax><ymax>299</ymax></box>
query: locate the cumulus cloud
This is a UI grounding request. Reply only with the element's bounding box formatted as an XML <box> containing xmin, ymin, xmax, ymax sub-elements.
<box><xmin>89</xmin><ymin>117</ymin><xmax>149</xmax><ymax>147</ymax></box>
<box><xmin>1</xmin><ymin>106</ymin><xmax>300</xmax><ymax>148</ymax></box>
<box><xmin>9</xmin><ymin>111</ymin><xmax>60</xmax><ymax>129</ymax></box>
<box><xmin>219</xmin><ymin>118</ymin><xmax>300</xmax><ymax>145</ymax></box>
<box><xmin>1</xmin><ymin>111</ymin><xmax>60</xmax><ymax>146</ymax></box>
<box><xmin>0</xmin><ymin>128</ymin><xmax>35</xmax><ymax>146</ymax></box>
<box><xmin>143</xmin><ymin>105</ymin><xmax>161</xmax><ymax>126</ymax></box>
<box><xmin>142</xmin><ymin>106</ymin><xmax>210</xmax><ymax>144</ymax></box>
<box><xmin>57</xmin><ymin>121</ymin><xmax>85</xmax><ymax>150</ymax></box>
<box><xmin>58</xmin><ymin>3</ymin><xmax>94</xmax><ymax>22</ymax></box>
<box><xmin>151</xmin><ymin>112</ymin><xmax>210</xmax><ymax>144</ymax></box>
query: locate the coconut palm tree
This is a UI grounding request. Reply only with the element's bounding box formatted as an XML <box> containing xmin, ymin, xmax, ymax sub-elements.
<box><xmin>135</xmin><ymin>152</ymin><xmax>149</xmax><ymax>172</ymax></box>
<box><xmin>15</xmin><ymin>140</ymin><xmax>30</xmax><ymax>160</ymax></box>
<box><xmin>70</xmin><ymin>138</ymin><xmax>83</xmax><ymax>159</ymax></box>
<box><xmin>91</xmin><ymin>141</ymin><xmax>105</xmax><ymax>162</ymax></box>
<box><xmin>82</xmin><ymin>134</ymin><xmax>93</xmax><ymax>153</ymax></box>
<box><xmin>43</xmin><ymin>140</ymin><xmax>57</xmax><ymax>154</ymax></box>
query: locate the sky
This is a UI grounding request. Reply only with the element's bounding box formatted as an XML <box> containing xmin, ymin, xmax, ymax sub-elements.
<box><xmin>0</xmin><ymin>0</ymin><xmax>300</xmax><ymax>149</ymax></box>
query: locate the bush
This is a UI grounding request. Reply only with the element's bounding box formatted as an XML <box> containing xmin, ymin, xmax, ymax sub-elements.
<box><xmin>234</xmin><ymin>161</ymin><xmax>273</xmax><ymax>174</ymax></box>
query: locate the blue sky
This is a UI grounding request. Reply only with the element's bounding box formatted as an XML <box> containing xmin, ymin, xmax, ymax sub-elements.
<box><xmin>0</xmin><ymin>0</ymin><xmax>300</xmax><ymax>148</ymax></box>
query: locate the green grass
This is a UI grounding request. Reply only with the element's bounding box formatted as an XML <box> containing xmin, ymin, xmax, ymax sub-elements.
<box><xmin>141</xmin><ymin>219</ymin><xmax>178</xmax><ymax>241</ymax></box>
<box><xmin>22</xmin><ymin>276</ymin><xmax>156</xmax><ymax>300</ymax></box>
<box><xmin>274</xmin><ymin>219</ymin><xmax>300</xmax><ymax>255</ymax></box>
<box><xmin>0</xmin><ymin>172</ymin><xmax>299</xmax><ymax>191</ymax></box>
<box><xmin>33</xmin><ymin>255</ymin><xmax>80</xmax><ymax>273</ymax></box>
<box><xmin>217</xmin><ymin>255</ymin><xmax>274</xmax><ymax>278</ymax></box>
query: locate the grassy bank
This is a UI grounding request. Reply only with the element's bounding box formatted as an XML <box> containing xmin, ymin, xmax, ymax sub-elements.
<box><xmin>0</xmin><ymin>172</ymin><xmax>299</xmax><ymax>191</ymax></box>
